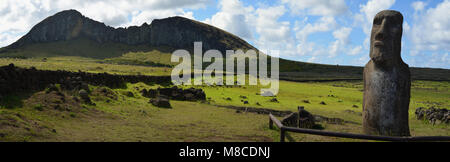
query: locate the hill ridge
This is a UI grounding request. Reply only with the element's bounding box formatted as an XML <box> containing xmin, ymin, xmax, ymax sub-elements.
<box><xmin>6</xmin><ymin>9</ymin><xmax>255</xmax><ymax>53</ymax></box>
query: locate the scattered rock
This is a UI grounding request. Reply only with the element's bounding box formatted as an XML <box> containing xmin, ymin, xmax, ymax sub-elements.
<box><xmin>320</xmin><ymin>101</ymin><xmax>326</xmax><ymax>105</ymax></box>
<box><xmin>124</xmin><ymin>91</ymin><xmax>134</xmax><ymax>97</ymax></box>
<box><xmin>243</xmin><ymin>101</ymin><xmax>249</xmax><ymax>104</ymax></box>
<box><xmin>150</xmin><ymin>95</ymin><xmax>171</xmax><ymax>108</ymax></box>
<box><xmin>79</xmin><ymin>89</ymin><xmax>94</xmax><ymax>105</ymax></box>
<box><xmin>239</xmin><ymin>95</ymin><xmax>248</xmax><ymax>99</ymax></box>
<box><xmin>352</xmin><ymin>105</ymin><xmax>359</xmax><ymax>108</ymax></box>
<box><xmin>344</xmin><ymin>110</ymin><xmax>362</xmax><ymax>116</ymax></box>
<box><xmin>142</xmin><ymin>86</ymin><xmax>206</xmax><ymax>101</ymax></box>
<box><xmin>302</xmin><ymin>100</ymin><xmax>310</xmax><ymax>104</ymax></box>
<box><xmin>415</xmin><ymin>107</ymin><xmax>449</xmax><ymax>125</ymax></box>
<box><xmin>270</xmin><ymin>98</ymin><xmax>279</xmax><ymax>103</ymax></box>
<box><xmin>92</xmin><ymin>87</ymin><xmax>118</xmax><ymax>101</ymax></box>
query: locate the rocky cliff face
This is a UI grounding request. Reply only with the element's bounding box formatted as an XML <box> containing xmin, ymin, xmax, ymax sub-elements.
<box><xmin>6</xmin><ymin>9</ymin><xmax>255</xmax><ymax>53</ymax></box>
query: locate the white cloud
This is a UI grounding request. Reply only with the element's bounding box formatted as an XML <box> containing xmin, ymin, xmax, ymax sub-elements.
<box><xmin>295</xmin><ymin>16</ymin><xmax>337</xmax><ymax>42</ymax></box>
<box><xmin>333</xmin><ymin>27</ymin><xmax>352</xmax><ymax>45</ymax></box>
<box><xmin>0</xmin><ymin>0</ymin><xmax>211</xmax><ymax>47</ymax></box>
<box><xmin>253</xmin><ymin>5</ymin><xmax>293</xmax><ymax>52</ymax></box>
<box><xmin>349</xmin><ymin>46</ymin><xmax>363</xmax><ymax>56</ymax></box>
<box><xmin>328</xmin><ymin>27</ymin><xmax>352</xmax><ymax>58</ymax></box>
<box><xmin>203</xmin><ymin>0</ymin><xmax>254</xmax><ymax>40</ymax></box>
<box><xmin>412</xmin><ymin>1</ymin><xmax>427</xmax><ymax>11</ymax></box>
<box><xmin>281</xmin><ymin>0</ymin><xmax>348</xmax><ymax>16</ymax></box>
<box><xmin>410</xmin><ymin>0</ymin><xmax>450</xmax><ymax>51</ymax></box>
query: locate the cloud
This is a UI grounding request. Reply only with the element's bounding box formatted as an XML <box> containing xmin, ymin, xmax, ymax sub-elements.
<box><xmin>412</xmin><ymin>1</ymin><xmax>427</xmax><ymax>11</ymax></box>
<box><xmin>281</xmin><ymin>0</ymin><xmax>348</xmax><ymax>16</ymax></box>
<box><xmin>349</xmin><ymin>46</ymin><xmax>363</xmax><ymax>56</ymax></box>
<box><xmin>333</xmin><ymin>27</ymin><xmax>352</xmax><ymax>45</ymax></box>
<box><xmin>0</xmin><ymin>0</ymin><xmax>211</xmax><ymax>47</ymax></box>
<box><xmin>253</xmin><ymin>5</ymin><xmax>293</xmax><ymax>52</ymax></box>
<box><xmin>295</xmin><ymin>16</ymin><xmax>337</xmax><ymax>42</ymax></box>
<box><xmin>203</xmin><ymin>0</ymin><xmax>254</xmax><ymax>40</ymax></box>
<box><xmin>329</xmin><ymin>27</ymin><xmax>352</xmax><ymax>58</ymax></box>
<box><xmin>410</xmin><ymin>0</ymin><xmax>450</xmax><ymax>51</ymax></box>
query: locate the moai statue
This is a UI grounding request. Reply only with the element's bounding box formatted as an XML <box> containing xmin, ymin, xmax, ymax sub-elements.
<box><xmin>362</xmin><ymin>10</ymin><xmax>411</xmax><ymax>136</ymax></box>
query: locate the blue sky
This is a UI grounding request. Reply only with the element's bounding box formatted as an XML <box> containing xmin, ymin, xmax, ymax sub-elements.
<box><xmin>0</xmin><ymin>0</ymin><xmax>449</xmax><ymax>69</ymax></box>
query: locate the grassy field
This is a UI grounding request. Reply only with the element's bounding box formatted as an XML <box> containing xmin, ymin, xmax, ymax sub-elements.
<box><xmin>0</xmin><ymin>80</ymin><xmax>448</xmax><ymax>142</ymax></box>
<box><xmin>0</xmin><ymin>56</ymin><xmax>448</xmax><ymax>142</ymax></box>
<box><xmin>0</xmin><ymin>57</ymin><xmax>172</xmax><ymax>76</ymax></box>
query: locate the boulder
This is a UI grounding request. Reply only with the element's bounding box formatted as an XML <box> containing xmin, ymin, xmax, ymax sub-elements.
<box><xmin>270</xmin><ymin>98</ymin><xmax>279</xmax><ymax>103</ymax></box>
<box><xmin>79</xmin><ymin>89</ymin><xmax>94</xmax><ymax>105</ymax></box>
<box><xmin>416</xmin><ymin>107</ymin><xmax>449</xmax><ymax>125</ymax></box>
<box><xmin>150</xmin><ymin>95</ymin><xmax>171</xmax><ymax>108</ymax></box>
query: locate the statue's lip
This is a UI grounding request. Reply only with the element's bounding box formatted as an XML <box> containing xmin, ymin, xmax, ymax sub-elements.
<box><xmin>374</xmin><ymin>41</ymin><xmax>384</xmax><ymax>47</ymax></box>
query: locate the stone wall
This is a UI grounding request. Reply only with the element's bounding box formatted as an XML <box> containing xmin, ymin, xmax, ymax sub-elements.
<box><xmin>0</xmin><ymin>64</ymin><xmax>171</xmax><ymax>97</ymax></box>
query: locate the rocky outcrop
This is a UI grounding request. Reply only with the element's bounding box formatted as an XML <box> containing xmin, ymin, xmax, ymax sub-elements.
<box><xmin>415</xmin><ymin>107</ymin><xmax>449</xmax><ymax>125</ymax></box>
<box><xmin>0</xmin><ymin>64</ymin><xmax>171</xmax><ymax>96</ymax></box>
<box><xmin>150</xmin><ymin>95</ymin><xmax>171</xmax><ymax>108</ymax></box>
<box><xmin>6</xmin><ymin>9</ymin><xmax>255</xmax><ymax>54</ymax></box>
<box><xmin>141</xmin><ymin>86</ymin><xmax>206</xmax><ymax>101</ymax></box>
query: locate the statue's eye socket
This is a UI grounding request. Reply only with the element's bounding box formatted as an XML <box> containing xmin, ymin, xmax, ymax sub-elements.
<box><xmin>373</xmin><ymin>18</ymin><xmax>382</xmax><ymax>25</ymax></box>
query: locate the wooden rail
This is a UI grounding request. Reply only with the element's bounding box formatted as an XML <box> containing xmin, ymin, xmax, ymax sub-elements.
<box><xmin>269</xmin><ymin>113</ymin><xmax>450</xmax><ymax>142</ymax></box>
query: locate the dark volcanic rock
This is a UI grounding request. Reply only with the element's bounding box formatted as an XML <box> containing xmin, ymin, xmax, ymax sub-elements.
<box><xmin>415</xmin><ymin>107</ymin><xmax>449</xmax><ymax>125</ymax></box>
<box><xmin>150</xmin><ymin>95</ymin><xmax>171</xmax><ymax>108</ymax></box>
<box><xmin>0</xmin><ymin>65</ymin><xmax>172</xmax><ymax>98</ymax></box>
<box><xmin>141</xmin><ymin>86</ymin><xmax>206</xmax><ymax>101</ymax></box>
<box><xmin>78</xmin><ymin>89</ymin><xmax>94</xmax><ymax>105</ymax></box>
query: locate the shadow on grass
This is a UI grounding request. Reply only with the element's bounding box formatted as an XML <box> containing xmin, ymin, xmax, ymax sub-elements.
<box><xmin>0</xmin><ymin>92</ymin><xmax>35</xmax><ymax>109</ymax></box>
<box><xmin>285</xmin><ymin>124</ymin><xmax>325</xmax><ymax>142</ymax></box>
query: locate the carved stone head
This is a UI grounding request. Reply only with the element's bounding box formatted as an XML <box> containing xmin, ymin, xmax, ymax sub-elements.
<box><xmin>369</xmin><ymin>10</ymin><xmax>403</xmax><ymax>66</ymax></box>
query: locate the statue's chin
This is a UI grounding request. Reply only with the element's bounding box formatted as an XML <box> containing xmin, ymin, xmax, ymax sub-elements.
<box><xmin>371</xmin><ymin>55</ymin><xmax>386</xmax><ymax>64</ymax></box>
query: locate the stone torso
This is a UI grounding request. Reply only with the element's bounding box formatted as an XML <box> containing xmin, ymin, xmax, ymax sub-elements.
<box><xmin>363</xmin><ymin>61</ymin><xmax>410</xmax><ymax>136</ymax></box>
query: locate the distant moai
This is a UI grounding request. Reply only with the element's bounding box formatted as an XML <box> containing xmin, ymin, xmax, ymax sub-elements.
<box><xmin>362</xmin><ymin>10</ymin><xmax>411</xmax><ymax>136</ymax></box>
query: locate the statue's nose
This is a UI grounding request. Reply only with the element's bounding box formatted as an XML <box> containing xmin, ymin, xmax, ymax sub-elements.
<box><xmin>375</xmin><ymin>20</ymin><xmax>387</xmax><ymax>41</ymax></box>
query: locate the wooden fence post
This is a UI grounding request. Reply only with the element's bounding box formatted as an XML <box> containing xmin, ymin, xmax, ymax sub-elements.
<box><xmin>269</xmin><ymin>117</ymin><xmax>273</xmax><ymax>129</ymax></box>
<box><xmin>280</xmin><ymin>128</ymin><xmax>285</xmax><ymax>142</ymax></box>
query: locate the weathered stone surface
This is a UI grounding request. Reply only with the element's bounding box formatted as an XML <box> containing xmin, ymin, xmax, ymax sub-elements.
<box><xmin>150</xmin><ymin>95</ymin><xmax>171</xmax><ymax>108</ymax></box>
<box><xmin>0</xmin><ymin>65</ymin><xmax>171</xmax><ymax>97</ymax></box>
<box><xmin>141</xmin><ymin>86</ymin><xmax>206</xmax><ymax>101</ymax></box>
<box><xmin>363</xmin><ymin>10</ymin><xmax>411</xmax><ymax>136</ymax></box>
<box><xmin>415</xmin><ymin>107</ymin><xmax>449</xmax><ymax>125</ymax></box>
